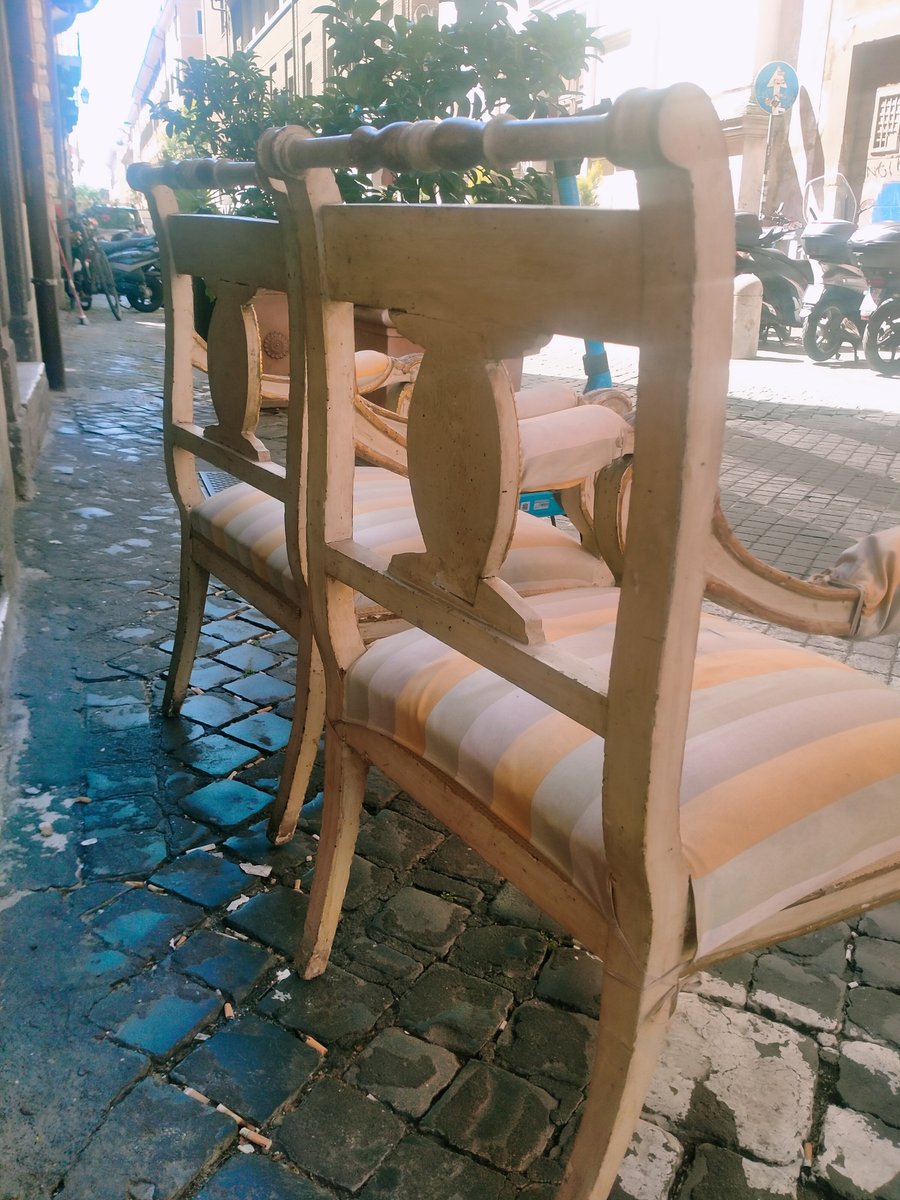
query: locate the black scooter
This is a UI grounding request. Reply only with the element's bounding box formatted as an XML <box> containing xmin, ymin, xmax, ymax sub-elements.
<box><xmin>100</xmin><ymin>233</ymin><xmax>163</xmax><ymax>313</ymax></box>
<box><xmin>799</xmin><ymin>220</ymin><xmax>865</xmax><ymax>361</ymax></box>
<box><xmin>735</xmin><ymin>211</ymin><xmax>813</xmax><ymax>345</ymax></box>
<box><xmin>850</xmin><ymin>222</ymin><xmax>900</xmax><ymax>376</ymax></box>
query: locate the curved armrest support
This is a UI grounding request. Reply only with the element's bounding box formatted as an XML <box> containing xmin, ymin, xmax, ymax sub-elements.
<box><xmin>590</xmin><ymin>470</ymin><xmax>865</xmax><ymax>638</ymax></box>
<box><xmin>705</xmin><ymin>502</ymin><xmax>863</xmax><ymax>636</ymax></box>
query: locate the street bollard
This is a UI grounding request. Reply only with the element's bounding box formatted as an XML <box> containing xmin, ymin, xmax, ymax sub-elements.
<box><xmin>732</xmin><ymin>273</ymin><xmax>763</xmax><ymax>359</ymax></box>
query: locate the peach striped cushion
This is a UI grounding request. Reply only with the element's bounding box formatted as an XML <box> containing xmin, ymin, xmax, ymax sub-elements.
<box><xmin>190</xmin><ymin>467</ymin><xmax>609</xmax><ymax>612</ymax></box>
<box><xmin>518</xmin><ymin>405</ymin><xmax>632</xmax><ymax>492</ymax></box>
<box><xmin>342</xmin><ymin>586</ymin><xmax>900</xmax><ymax>958</ymax></box>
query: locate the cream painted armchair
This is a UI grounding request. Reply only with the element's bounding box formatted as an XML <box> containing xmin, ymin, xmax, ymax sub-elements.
<box><xmin>261</xmin><ymin>86</ymin><xmax>900</xmax><ymax>1200</ymax></box>
<box><xmin>129</xmin><ymin>159</ymin><xmax>633</xmax><ymax>849</ymax></box>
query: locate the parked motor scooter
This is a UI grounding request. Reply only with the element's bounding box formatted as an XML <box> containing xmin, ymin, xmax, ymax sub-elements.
<box><xmin>735</xmin><ymin>210</ymin><xmax>813</xmax><ymax>345</ymax></box>
<box><xmin>102</xmin><ymin>234</ymin><xmax>163</xmax><ymax>313</ymax></box>
<box><xmin>798</xmin><ymin>175</ymin><xmax>866</xmax><ymax>362</ymax></box>
<box><xmin>849</xmin><ymin>221</ymin><xmax>900</xmax><ymax>376</ymax></box>
<box><xmin>799</xmin><ymin>221</ymin><xmax>866</xmax><ymax>360</ymax></box>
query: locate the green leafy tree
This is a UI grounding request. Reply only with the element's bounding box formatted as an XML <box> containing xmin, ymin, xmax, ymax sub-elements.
<box><xmin>153</xmin><ymin>0</ymin><xmax>601</xmax><ymax>211</ymax></box>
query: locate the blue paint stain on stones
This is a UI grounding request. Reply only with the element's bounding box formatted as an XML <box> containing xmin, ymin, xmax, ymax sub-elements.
<box><xmin>180</xmin><ymin>780</ymin><xmax>273</xmax><ymax>829</ymax></box>
<box><xmin>151</xmin><ymin>851</ymin><xmax>248</xmax><ymax>909</ymax></box>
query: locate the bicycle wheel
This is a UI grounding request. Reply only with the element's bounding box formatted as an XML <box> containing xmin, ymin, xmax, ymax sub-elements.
<box><xmin>92</xmin><ymin>247</ymin><xmax>122</xmax><ymax>320</ymax></box>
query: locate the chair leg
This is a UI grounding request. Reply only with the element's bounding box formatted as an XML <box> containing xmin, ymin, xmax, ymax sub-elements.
<box><xmin>267</xmin><ymin>635</ymin><xmax>326</xmax><ymax>845</ymax></box>
<box><xmin>162</xmin><ymin>547</ymin><xmax>210</xmax><ymax>716</ymax></box>
<box><xmin>299</xmin><ymin>727</ymin><xmax>368</xmax><ymax>979</ymax></box>
<box><xmin>556</xmin><ymin>953</ymin><xmax>676</xmax><ymax>1200</ymax></box>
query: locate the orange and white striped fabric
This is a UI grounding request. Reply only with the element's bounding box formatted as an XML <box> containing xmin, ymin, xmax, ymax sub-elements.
<box><xmin>190</xmin><ymin>467</ymin><xmax>610</xmax><ymax>613</ymax></box>
<box><xmin>342</xmin><ymin>586</ymin><xmax>900</xmax><ymax>959</ymax></box>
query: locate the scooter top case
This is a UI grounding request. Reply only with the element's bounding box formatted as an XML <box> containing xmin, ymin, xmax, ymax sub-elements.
<box><xmin>849</xmin><ymin>222</ymin><xmax>900</xmax><ymax>269</ymax></box>
<box><xmin>802</xmin><ymin>220</ymin><xmax>857</xmax><ymax>264</ymax></box>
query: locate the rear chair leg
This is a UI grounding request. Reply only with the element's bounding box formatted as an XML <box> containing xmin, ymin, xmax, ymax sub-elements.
<box><xmin>267</xmin><ymin>635</ymin><xmax>326</xmax><ymax>844</ymax></box>
<box><xmin>300</xmin><ymin>728</ymin><xmax>367</xmax><ymax>979</ymax></box>
<box><xmin>163</xmin><ymin>547</ymin><xmax>209</xmax><ymax>715</ymax></box>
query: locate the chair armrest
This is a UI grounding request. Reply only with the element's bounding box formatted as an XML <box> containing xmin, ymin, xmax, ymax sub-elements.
<box><xmin>590</xmin><ymin>470</ymin><xmax>866</xmax><ymax>638</ymax></box>
<box><xmin>518</xmin><ymin>405</ymin><xmax>634</xmax><ymax>493</ymax></box>
<box><xmin>705</xmin><ymin>503</ymin><xmax>863</xmax><ymax>636</ymax></box>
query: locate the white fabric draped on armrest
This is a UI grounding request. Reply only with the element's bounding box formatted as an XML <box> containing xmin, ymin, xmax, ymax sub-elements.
<box><xmin>827</xmin><ymin>526</ymin><xmax>900</xmax><ymax>638</ymax></box>
<box><xmin>518</xmin><ymin>405</ymin><xmax>634</xmax><ymax>493</ymax></box>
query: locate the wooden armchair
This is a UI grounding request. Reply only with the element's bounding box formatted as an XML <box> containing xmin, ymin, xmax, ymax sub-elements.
<box><xmin>128</xmin><ymin>159</ymin><xmax>632</xmax><ymax>847</ymax></box>
<box><xmin>261</xmin><ymin>85</ymin><xmax>900</xmax><ymax>1200</ymax></box>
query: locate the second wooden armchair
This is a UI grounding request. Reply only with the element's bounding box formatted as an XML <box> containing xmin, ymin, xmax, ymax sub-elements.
<box><xmin>260</xmin><ymin>85</ymin><xmax>900</xmax><ymax>1200</ymax></box>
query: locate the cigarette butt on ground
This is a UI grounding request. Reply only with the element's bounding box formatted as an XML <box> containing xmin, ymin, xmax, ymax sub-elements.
<box><xmin>184</xmin><ymin>1087</ymin><xmax>210</xmax><ymax>1105</ymax></box>
<box><xmin>224</xmin><ymin>1001</ymin><xmax>235</xmax><ymax>1019</ymax></box>
<box><xmin>293</xmin><ymin>879</ymin><xmax>303</xmax><ymax>892</ymax></box>
<box><xmin>239</xmin><ymin>1126</ymin><xmax>272</xmax><ymax>1150</ymax></box>
<box><xmin>215</xmin><ymin>1103</ymin><xmax>244</xmax><ymax>1124</ymax></box>
<box><xmin>803</xmin><ymin>1142</ymin><xmax>814</xmax><ymax>1168</ymax></box>
<box><xmin>304</xmin><ymin>1035</ymin><xmax>327</xmax><ymax>1056</ymax></box>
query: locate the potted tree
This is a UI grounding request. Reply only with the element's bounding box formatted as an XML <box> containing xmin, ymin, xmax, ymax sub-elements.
<box><xmin>153</xmin><ymin>0</ymin><xmax>601</xmax><ymax>384</ymax></box>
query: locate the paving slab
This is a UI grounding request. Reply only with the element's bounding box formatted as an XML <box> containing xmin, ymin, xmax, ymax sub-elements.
<box><xmin>55</xmin><ymin>1076</ymin><xmax>236</xmax><ymax>1200</ymax></box>
<box><xmin>495</xmin><ymin>999</ymin><xmax>596</xmax><ymax>1087</ymax></box>
<box><xmin>535</xmin><ymin>945</ymin><xmax>604</xmax><ymax>1017</ymax></box>
<box><xmin>675</xmin><ymin>1143</ymin><xmax>798</xmax><ymax>1198</ymax></box>
<box><xmin>836</xmin><ymin>1038</ymin><xmax>900</xmax><ymax>1128</ymax></box>
<box><xmin>612</xmin><ymin>1120</ymin><xmax>685</xmax><ymax>1200</ymax></box>
<box><xmin>750</xmin><ymin>951</ymin><xmax>846</xmax><ymax>1034</ymax></box>
<box><xmin>260</xmin><ymin>961</ymin><xmax>393</xmax><ymax>1044</ymax></box>
<box><xmin>172</xmin><ymin>1013</ymin><xmax>320</xmax><ymax>1124</ymax></box>
<box><xmin>195</xmin><ymin>1154</ymin><xmax>334</xmax><ymax>1199</ymax></box>
<box><xmin>90</xmin><ymin>887</ymin><xmax>204</xmax><ymax>960</ymax></box>
<box><xmin>170</xmin><ymin>928</ymin><xmax>276</xmax><ymax>1002</ymax></box>
<box><xmin>180</xmin><ymin>779</ymin><xmax>273</xmax><ymax>829</ymax></box>
<box><xmin>359</xmin><ymin>1131</ymin><xmax>516</xmax><ymax>1200</ymax></box>
<box><xmin>226</xmin><ymin>885</ymin><xmax>308</xmax><ymax>956</ymax></box>
<box><xmin>449</xmin><ymin>923</ymin><xmax>548</xmax><ymax>984</ymax></box>
<box><xmin>421</xmin><ymin>1059</ymin><xmax>556</xmax><ymax>1171</ymax></box>
<box><xmin>90</xmin><ymin>963</ymin><xmax>223</xmax><ymax>1057</ymax></box>
<box><xmin>396</xmin><ymin>962</ymin><xmax>513</xmax><ymax>1055</ymax></box>
<box><xmin>369</xmin><ymin>886</ymin><xmax>469</xmax><ymax>954</ymax></box>
<box><xmin>355</xmin><ymin>808</ymin><xmax>445</xmax><ymax>869</ymax></box>
<box><xmin>278</xmin><ymin>1077</ymin><xmax>405</xmax><ymax>1191</ymax></box>
<box><xmin>846</xmin><ymin>985</ymin><xmax>900</xmax><ymax>1046</ymax></box>
<box><xmin>643</xmin><ymin>992</ymin><xmax>817</xmax><ymax>1165</ymax></box>
<box><xmin>854</xmin><ymin>935</ymin><xmax>900</xmax><ymax>990</ymax></box>
<box><xmin>815</xmin><ymin>1105</ymin><xmax>900</xmax><ymax>1199</ymax></box>
<box><xmin>150</xmin><ymin>849</ymin><xmax>249</xmax><ymax>908</ymax></box>
<box><xmin>345</xmin><ymin>1027</ymin><xmax>461</xmax><ymax>1117</ymax></box>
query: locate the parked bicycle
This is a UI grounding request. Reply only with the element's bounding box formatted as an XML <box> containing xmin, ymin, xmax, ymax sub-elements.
<box><xmin>68</xmin><ymin>216</ymin><xmax>122</xmax><ymax>321</ymax></box>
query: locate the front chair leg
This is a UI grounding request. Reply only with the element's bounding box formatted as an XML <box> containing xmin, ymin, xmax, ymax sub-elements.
<box><xmin>267</xmin><ymin>635</ymin><xmax>326</xmax><ymax>845</ymax></box>
<box><xmin>299</xmin><ymin>727</ymin><xmax>368</xmax><ymax>979</ymax></box>
<box><xmin>558</xmin><ymin>948</ymin><xmax>676</xmax><ymax>1200</ymax></box>
<box><xmin>163</xmin><ymin>546</ymin><xmax>210</xmax><ymax>715</ymax></box>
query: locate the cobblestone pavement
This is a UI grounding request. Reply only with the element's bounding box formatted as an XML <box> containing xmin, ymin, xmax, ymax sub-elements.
<box><xmin>1</xmin><ymin>306</ymin><xmax>899</xmax><ymax>1200</ymax></box>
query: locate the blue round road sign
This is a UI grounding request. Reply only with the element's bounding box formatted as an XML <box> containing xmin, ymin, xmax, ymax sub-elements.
<box><xmin>753</xmin><ymin>61</ymin><xmax>799</xmax><ymax>115</ymax></box>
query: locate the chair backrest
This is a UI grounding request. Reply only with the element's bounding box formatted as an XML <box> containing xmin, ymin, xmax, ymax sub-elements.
<box><xmin>260</xmin><ymin>83</ymin><xmax>735</xmax><ymax>906</ymax></box>
<box><xmin>127</xmin><ymin>160</ymin><xmax>291</xmax><ymax>515</ymax></box>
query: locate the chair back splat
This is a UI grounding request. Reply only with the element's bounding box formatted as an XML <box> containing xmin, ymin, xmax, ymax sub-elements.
<box><xmin>260</xmin><ymin>86</ymin><xmax>900</xmax><ymax>1200</ymax></box>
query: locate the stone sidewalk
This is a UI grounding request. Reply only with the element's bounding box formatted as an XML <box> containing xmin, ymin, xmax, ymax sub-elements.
<box><xmin>0</xmin><ymin>306</ymin><xmax>899</xmax><ymax>1200</ymax></box>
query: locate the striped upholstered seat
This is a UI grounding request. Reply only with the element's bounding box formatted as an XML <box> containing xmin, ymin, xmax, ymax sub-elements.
<box><xmin>191</xmin><ymin>466</ymin><xmax>610</xmax><ymax>609</ymax></box>
<box><xmin>343</xmin><ymin>585</ymin><xmax>900</xmax><ymax>959</ymax></box>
